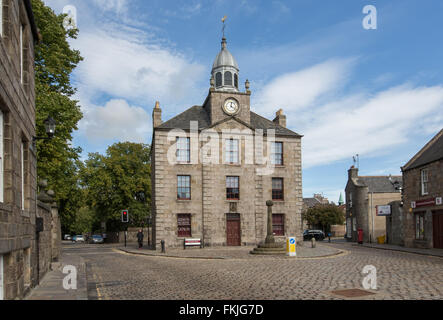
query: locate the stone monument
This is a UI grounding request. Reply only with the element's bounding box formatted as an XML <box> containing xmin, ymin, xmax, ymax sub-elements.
<box><xmin>250</xmin><ymin>201</ymin><xmax>286</xmax><ymax>255</ymax></box>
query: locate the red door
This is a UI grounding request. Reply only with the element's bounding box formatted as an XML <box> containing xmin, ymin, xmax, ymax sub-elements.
<box><xmin>432</xmin><ymin>211</ymin><xmax>443</xmax><ymax>249</ymax></box>
<box><xmin>226</xmin><ymin>214</ymin><xmax>241</xmax><ymax>246</ymax></box>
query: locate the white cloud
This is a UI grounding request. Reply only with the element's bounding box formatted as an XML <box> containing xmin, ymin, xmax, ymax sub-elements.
<box><xmin>254</xmin><ymin>59</ymin><xmax>354</xmax><ymax>116</ymax></box>
<box><xmin>301</xmin><ymin>85</ymin><xmax>443</xmax><ymax>168</ymax></box>
<box><xmin>80</xmin><ymin>99</ymin><xmax>151</xmax><ymax>143</ymax></box>
<box><xmin>92</xmin><ymin>0</ymin><xmax>128</xmax><ymax>14</ymax></box>
<box><xmin>73</xmin><ymin>27</ymin><xmax>205</xmax><ymax>106</ymax></box>
<box><xmin>254</xmin><ymin>60</ymin><xmax>443</xmax><ymax>169</ymax></box>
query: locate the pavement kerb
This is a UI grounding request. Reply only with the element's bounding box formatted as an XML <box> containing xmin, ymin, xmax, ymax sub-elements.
<box><xmin>115</xmin><ymin>248</ymin><xmax>227</xmax><ymax>260</ymax></box>
<box><xmin>354</xmin><ymin>244</ymin><xmax>443</xmax><ymax>259</ymax></box>
<box><xmin>115</xmin><ymin>246</ymin><xmax>348</xmax><ymax>261</ymax></box>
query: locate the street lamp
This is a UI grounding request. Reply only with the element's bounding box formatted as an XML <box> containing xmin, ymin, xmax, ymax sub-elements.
<box><xmin>33</xmin><ymin>116</ymin><xmax>57</xmax><ymax>142</ymax></box>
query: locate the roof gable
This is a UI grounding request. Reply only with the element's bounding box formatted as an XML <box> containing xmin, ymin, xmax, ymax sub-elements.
<box><xmin>156</xmin><ymin>105</ymin><xmax>302</xmax><ymax>137</ymax></box>
<box><xmin>402</xmin><ymin>129</ymin><xmax>443</xmax><ymax>171</ymax></box>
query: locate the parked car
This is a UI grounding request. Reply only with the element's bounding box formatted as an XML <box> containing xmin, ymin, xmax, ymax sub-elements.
<box><xmin>72</xmin><ymin>235</ymin><xmax>85</xmax><ymax>243</ymax></box>
<box><xmin>303</xmin><ymin>230</ymin><xmax>325</xmax><ymax>241</ymax></box>
<box><xmin>64</xmin><ymin>234</ymin><xmax>72</xmax><ymax>240</ymax></box>
<box><xmin>91</xmin><ymin>235</ymin><xmax>104</xmax><ymax>244</ymax></box>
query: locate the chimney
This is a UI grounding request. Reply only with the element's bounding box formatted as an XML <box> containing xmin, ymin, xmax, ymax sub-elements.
<box><xmin>273</xmin><ymin>109</ymin><xmax>286</xmax><ymax>128</ymax></box>
<box><xmin>348</xmin><ymin>166</ymin><xmax>359</xmax><ymax>180</ymax></box>
<box><xmin>152</xmin><ymin>101</ymin><xmax>162</xmax><ymax>128</ymax></box>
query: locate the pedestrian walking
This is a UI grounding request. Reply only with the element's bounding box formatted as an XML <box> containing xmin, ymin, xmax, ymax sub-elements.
<box><xmin>137</xmin><ymin>229</ymin><xmax>144</xmax><ymax>249</ymax></box>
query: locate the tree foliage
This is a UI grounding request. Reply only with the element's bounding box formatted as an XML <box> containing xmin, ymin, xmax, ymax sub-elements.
<box><xmin>80</xmin><ymin>142</ymin><xmax>151</xmax><ymax>232</ymax></box>
<box><xmin>303</xmin><ymin>204</ymin><xmax>345</xmax><ymax>232</ymax></box>
<box><xmin>32</xmin><ymin>0</ymin><xmax>84</xmax><ymax>232</ymax></box>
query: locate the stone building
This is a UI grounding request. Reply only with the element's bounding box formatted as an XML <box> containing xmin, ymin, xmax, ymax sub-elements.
<box><xmin>401</xmin><ymin>129</ymin><xmax>443</xmax><ymax>249</ymax></box>
<box><xmin>151</xmin><ymin>36</ymin><xmax>303</xmax><ymax>248</ymax></box>
<box><xmin>345</xmin><ymin>166</ymin><xmax>402</xmax><ymax>243</ymax></box>
<box><xmin>0</xmin><ymin>0</ymin><xmax>60</xmax><ymax>300</ymax></box>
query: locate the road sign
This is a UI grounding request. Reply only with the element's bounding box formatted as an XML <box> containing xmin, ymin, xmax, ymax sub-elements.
<box><xmin>286</xmin><ymin>237</ymin><xmax>297</xmax><ymax>257</ymax></box>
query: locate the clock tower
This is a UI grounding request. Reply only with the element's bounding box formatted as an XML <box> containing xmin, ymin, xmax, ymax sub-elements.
<box><xmin>203</xmin><ymin>36</ymin><xmax>251</xmax><ymax>125</ymax></box>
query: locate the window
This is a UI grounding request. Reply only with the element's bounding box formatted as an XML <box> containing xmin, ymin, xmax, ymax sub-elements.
<box><xmin>225</xmin><ymin>139</ymin><xmax>239</xmax><ymax>164</ymax></box>
<box><xmin>176</xmin><ymin>137</ymin><xmax>190</xmax><ymax>163</ymax></box>
<box><xmin>215</xmin><ymin>72</ymin><xmax>222</xmax><ymax>87</ymax></box>
<box><xmin>271</xmin><ymin>142</ymin><xmax>283</xmax><ymax>165</ymax></box>
<box><xmin>272</xmin><ymin>214</ymin><xmax>285</xmax><ymax>236</ymax></box>
<box><xmin>21</xmin><ymin>142</ymin><xmax>25</xmax><ymax>210</ymax></box>
<box><xmin>224</xmin><ymin>71</ymin><xmax>232</xmax><ymax>86</ymax></box>
<box><xmin>421</xmin><ymin>169</ymin><xmax>429</xmax><ymax>195</ymax></box>
<box><xmin>177</xmin><ymin>176</ymin><xmax>191</xmax><ymax>200</ymax></box>
<box><xmin>0</xmin><ymin>110</ymin><xmax>3</xmax><ymax>203</ymax></box>
<box><xmin>272</xmin><ymin>178</ymin><xmax>284</xmax><ymax>201</ymax></box>
<box><xmin>177</xmin><ymin>214</ymin><xmax>191</xmax><ymax>237</ymax></box>
<box><xmin>234</xmin><ymin>73</ymin><xmax>238</xmax><ymax>88</ymax></box>
<box><xmin>415</xmin><ymin>213</ymin><xmax>425</xmax><ymax>240</ymax></box>
<box><xmin>226</xmin><ymin>176</ymin><xmax>239</xmax><ymax>200</ymax></box>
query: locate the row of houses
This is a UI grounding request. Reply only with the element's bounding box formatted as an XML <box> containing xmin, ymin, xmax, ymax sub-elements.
<box><xmin>0</xmin><ymin>0</ymin><xmax>61</xmax><ymax>300</ymax></box>
<box><xmin>345</xmin><ymin>129</ymin><xmax>443</xmax><ymax>249</ymax></box>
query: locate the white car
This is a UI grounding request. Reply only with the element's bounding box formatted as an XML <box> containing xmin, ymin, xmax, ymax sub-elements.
<box><xmin>73</xmin><ymin>235</ymin><xmax>85</xmax><ymax>243</ymax></box>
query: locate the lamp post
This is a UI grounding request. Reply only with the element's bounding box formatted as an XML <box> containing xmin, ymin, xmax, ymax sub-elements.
<box><xmin>33</xmin><ymin>116</ymin><xmax>57</xmax><ymax>143</ymax></box>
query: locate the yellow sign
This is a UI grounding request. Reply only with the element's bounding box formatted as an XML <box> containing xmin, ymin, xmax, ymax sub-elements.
<box><xmin>286</xmin><ymin>237</ymin><xmax>297</xmax><ymax>257</ymax></box>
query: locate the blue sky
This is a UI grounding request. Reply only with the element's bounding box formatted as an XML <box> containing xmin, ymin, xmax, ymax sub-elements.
<box><xmin>43</xmin><ymin>0</ymin><xmax>443</xmax><ymax>203</ymax></box>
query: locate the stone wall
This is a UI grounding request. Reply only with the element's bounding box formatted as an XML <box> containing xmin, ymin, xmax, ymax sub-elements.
<box><xmin>386</xmin><ymin>201</ymin><xmax>404</xmax><ymax>246</ymax></box>
<box><xmin>0</xmin><ymin>0</ymin><xmax>39</xmax><ymax>300</ymax></box>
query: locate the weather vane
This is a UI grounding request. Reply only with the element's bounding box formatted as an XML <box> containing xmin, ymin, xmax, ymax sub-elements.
<box><xmin>222</xmin><ymin>16</ymin><xmax>227</xmax><ymax>38</ymax></box>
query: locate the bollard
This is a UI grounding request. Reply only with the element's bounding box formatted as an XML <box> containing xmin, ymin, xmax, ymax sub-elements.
<box><xmin>161</xmin><ymin>240</ymin><xmax>165</xmax><ymax>253</ymax></box>
<box><xmin>311</xmin><ymin>237</ymin><xmax>316</xmax><ymax>248</ymax></box>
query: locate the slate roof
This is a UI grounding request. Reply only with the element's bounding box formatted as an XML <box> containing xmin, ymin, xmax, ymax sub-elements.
<box><xmin>402</xmin><ymin>129</ymin><xmax>443</xmax><ymax>171</ymax></box>
<box><xmin>157</xmin><ymin>105</ymin><xmax>302</xmax><ymax>137</ymax></box>
<box><xmin>356</xmin><ymin>176</ymin><xmax>403</xmax><ymax>193</ymax></box>
<box><xmin>303</xmin><ymin>198</ymin><xmax>322</xmax><ymax>208</ymax></box>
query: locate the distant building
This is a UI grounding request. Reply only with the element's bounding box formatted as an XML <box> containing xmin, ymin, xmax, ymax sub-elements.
<box><xmin>401</xmin><ymin>129</ymin><xmax>443</xmax><ymax>249</ymax></box>
<box><xmin>345</xmin><ymin>167</ymin><xmax>402</xmax><ymax>243</ymax></box>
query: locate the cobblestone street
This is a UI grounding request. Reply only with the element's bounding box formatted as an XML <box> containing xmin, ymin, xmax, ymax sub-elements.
<box><xmin>58</xmin><ymin>242</ymin><xmax>443</xmax><ymax>300</ymax></box>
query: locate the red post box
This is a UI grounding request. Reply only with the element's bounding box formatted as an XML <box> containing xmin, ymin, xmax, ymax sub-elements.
<box><xmin>357</xmin><ymin>228</ymin><xmax>363</xmax><ymax>244</ymax></box>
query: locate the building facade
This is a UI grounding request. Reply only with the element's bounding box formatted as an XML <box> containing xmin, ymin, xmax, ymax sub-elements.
<box><xmin>345</xmin><ymin>166</ymin><xmax>402</xmax><ymax>243</ymax></box>
<box><xmin>151</xmin><ymin>36</ymin><xmax>303</xmax><ymax>248</ymax></box>
<box><xmin>0</xmin><ymin>0</ymin><xmax>60</xmax><ymax>300</ymax></box>
<box><xmin>401</xmin><ymin>129</ymin><xmax>443</xmax><ymax>249</ymax></box>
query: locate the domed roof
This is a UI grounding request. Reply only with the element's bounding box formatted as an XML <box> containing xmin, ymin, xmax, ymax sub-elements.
<box><xmin>212</xmin><ymin>38</ymin><xmax>239</xmax><ymax>71</ymax></box>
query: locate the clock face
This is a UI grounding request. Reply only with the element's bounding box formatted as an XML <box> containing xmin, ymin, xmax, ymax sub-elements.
<box><xmin>223</xmin><ymin>98</ymin><xmax>239</xmax><ymax>115</ymax></box>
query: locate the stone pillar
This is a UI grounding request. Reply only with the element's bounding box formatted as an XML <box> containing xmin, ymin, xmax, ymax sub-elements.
<box><xmin>265</xmin><ymin>200</ymin><xmax>275</xmax><ymax>244</ymax></box>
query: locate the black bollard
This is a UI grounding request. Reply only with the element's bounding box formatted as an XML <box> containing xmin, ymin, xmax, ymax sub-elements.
<box><xmin>161</xmin><ymin>240</ymin><xmax>165</xmax><ymax>253</ymax></box>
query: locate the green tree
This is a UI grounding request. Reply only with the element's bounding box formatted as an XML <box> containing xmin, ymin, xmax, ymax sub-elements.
<box><xmin>32</xmin><ymin>0</ymin><xmax>84</xmax><ymax>232</ymax></box>
<box><xmin>81</xmin><ymin>142</ymin><xmax>151</xmax><ymax>231</ymax></box>
<box><xmin>303</xmin><ymin>204</ymin><xmax>345</xmax><ymax>233</ymax></box>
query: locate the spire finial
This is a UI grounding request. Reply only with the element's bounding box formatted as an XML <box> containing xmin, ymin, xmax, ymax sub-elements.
<box><xmin>222</xmin><ymin>16</ymin><xmax>227</xmax><ymax>38</ymax></box>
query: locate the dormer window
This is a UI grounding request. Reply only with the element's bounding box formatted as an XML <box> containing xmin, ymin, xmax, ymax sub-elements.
<box><xmin>216</xmin><ymin>72</ymin><xmax>222</xmax><ymax>87</ymax></box>
<box><xmin>224</xmin><ymin>71</ymin><xmax>232</xmax><ymax>86</ymax></box>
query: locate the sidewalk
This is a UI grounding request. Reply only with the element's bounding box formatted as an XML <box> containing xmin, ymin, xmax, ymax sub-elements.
<box><xmin>356</xmin><ymin>243</ymin><xmax>443</xmax><ymax>258</ymax></box>
<box><xmin>118</xmin><ymin>242</ymin><xmax>344</xmax><ymax>260</ymax></box>
<box><xmin>25</xmin><ymin>253</ymin><xmax>88</xmax><ymax>300</ymax></box>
